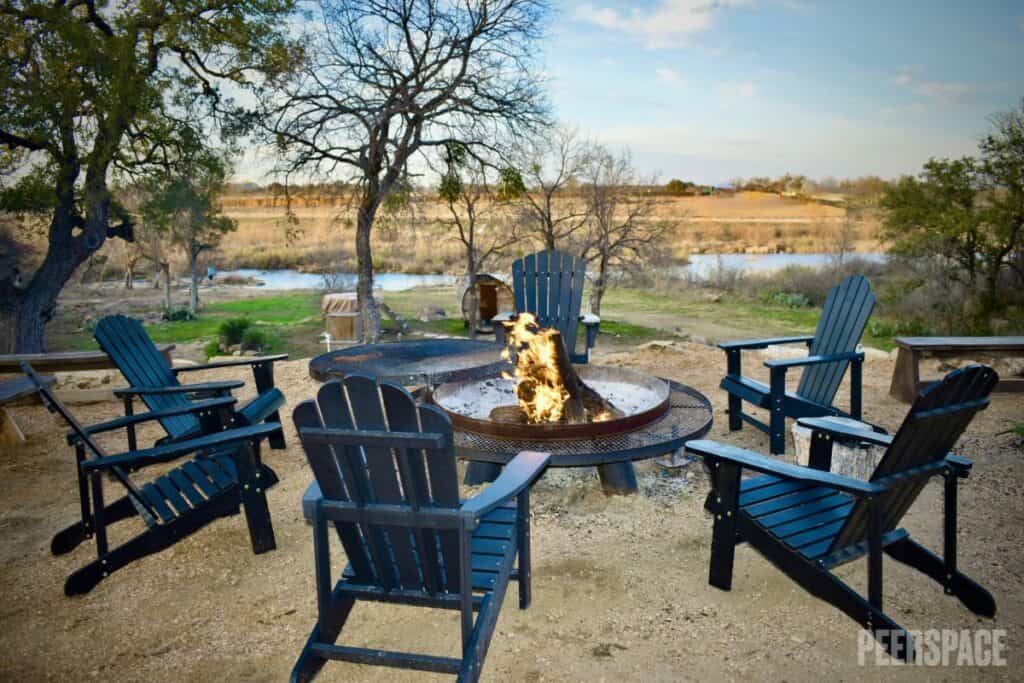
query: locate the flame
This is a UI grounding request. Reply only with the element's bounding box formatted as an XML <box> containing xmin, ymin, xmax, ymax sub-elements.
<box><xmin>500</xmin><ymin>313</ymin><xmax>574</xmax><ymax>423</ymax></box>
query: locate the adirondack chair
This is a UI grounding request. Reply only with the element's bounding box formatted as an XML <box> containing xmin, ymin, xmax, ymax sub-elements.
<box><xmin>493</xmin><ymin>249</ymin><xmax>599</xmax><ymax>363</ymax></box>
<box><xmin>719</xmin><ymin>274</ymin><xmax>876</xmax><ymax>454</ymax></box>
<box><xmin>292</xmin><ymin>374</ymin><xmax>550</xmax><ymax>682</ymax></box>
<box><xmin>21</xmin><ymin>362</ymin><xmax>279</xmax><ymax>596</ymax></box>
<box><xmin>94</xmin><ymin>314</ymin><xmax>288</xmax><ymax>450</ymax></box>
<box><xmin>687</xmin><ymin>364</ymin><xmax>999</xmax><ymax>661</ymax></box>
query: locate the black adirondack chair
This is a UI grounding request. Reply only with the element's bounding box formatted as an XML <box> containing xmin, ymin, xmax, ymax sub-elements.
<box><xmin>94</xmin><ymin>314</ymin><xmax>288</xmax><ymax>450</ymax></box>
<box><xmin>292</xmin><ymin>374</ymin><xmax>550</xmax><ymax>682</ymax></box>
<box><xmin>687</xmin><ymin>364</ymin><xmax>999</xmax><ymax>661</ymax></box>
<box><xmin>719</xmin><ymin>273</ymin><xmax>876</xmax><ymax>454</ymax></box>
<box><xmin>21</xmin><ymin>362</ymin><xmax>279</xmax><ymax>596</ymax></box>
<box><xmin>493</xmin><ymin>249</ymin><xmax>599</xmax><ymax>363</ymax></box>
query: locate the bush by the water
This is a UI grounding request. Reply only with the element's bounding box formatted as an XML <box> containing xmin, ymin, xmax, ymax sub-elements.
<box><xmin>240</xmin><ymin>328</ymin><xmax>268</xmax><ymax>352</ymax></box>
<box><xmin>218</xmin><ymin>318</ymin><xmax>252</xmax><ymax>346</ymax></box>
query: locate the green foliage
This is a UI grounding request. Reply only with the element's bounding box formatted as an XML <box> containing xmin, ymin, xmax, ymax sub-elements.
<box><xmin>867</xmin><ymin>318</ymin><xmax>929</xmax><ymax>338</ymax></box>
<box><xmin>162</xmin><ymin>308</ymin><xmax>196</xmax><ymax>322</ymax></box>
<box><xmin>881</xmin><ymin>99</ymin><xmax>1024</xmax><ymax>317</ymax></box>
<box><xmin>496</xmin><ymin>167</ymin><xmax>526</xmax><ymax>200</ymax></box>
<box><xmin>764</xmin><ymin>291</ymin><xmax>812</xmax><ymax>308</ymax></box>
<box><xmin>218</xmin><ymin>318</ymin><xmax>252</xmax><ymax>346</ymax></box>
<box><xmin>240</xmin><ymin>327</ymin><xmax>268</xmax><ymax>351</ymax></box>
<box><xmin>203</xmin><ymin>340</ymin><xmax>222</xmax><ymax>359</ymax></box>
<box><xmin>665</xmin><ymin>179</ymin><xmax>695</xmax><ymax>196</ymax></box>
<box><xmin>1012</xmin><ymin>423</ymin><xmax>1024</xmax><ymax>437</ymax></box>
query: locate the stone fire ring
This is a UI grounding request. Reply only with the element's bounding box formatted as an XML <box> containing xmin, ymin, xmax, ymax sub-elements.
<box><xmin>432</xmin><ymin>365</ymin><xmax>671</xmax><ymax>441</ymax></box>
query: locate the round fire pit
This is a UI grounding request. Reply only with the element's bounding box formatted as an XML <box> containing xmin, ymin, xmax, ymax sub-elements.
<box><xmin>432</xmin><ymin>365</ymin><xmax>671</xmax><ymax>440</ymax></box>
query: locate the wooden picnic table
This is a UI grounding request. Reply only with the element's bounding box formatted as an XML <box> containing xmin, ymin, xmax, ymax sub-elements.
<box><xmin>0</xmin><ymin>344</ymin><xmax>175</xmax><ymax>375</ymax></box>
<box><xmin>889</xmin><ymin>336</ymin><xmax>1024</xmax><ymax>402</ymax></box>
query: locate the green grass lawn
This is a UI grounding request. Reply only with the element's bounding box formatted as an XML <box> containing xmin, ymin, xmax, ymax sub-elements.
<box><xmin>53</xmin><ymin>284</ymin><xmax>903</xmax><ymax>357</ymax></box>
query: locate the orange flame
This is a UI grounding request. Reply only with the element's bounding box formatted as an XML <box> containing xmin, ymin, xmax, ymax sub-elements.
<box><xmin>500</xmin><ymin>313</ymin><xmax>573</xmax><ymax>423</ymax></box>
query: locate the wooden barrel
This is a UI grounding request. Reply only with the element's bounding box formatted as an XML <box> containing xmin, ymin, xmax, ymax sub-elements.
<box><xmin>459</xmin><ymin>274</ymin><xmax>514</xmax><ymax>331</ymax></box>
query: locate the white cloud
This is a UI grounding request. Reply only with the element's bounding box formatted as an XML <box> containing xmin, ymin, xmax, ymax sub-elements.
<box><xmin>893</xmin><ymin>70</ymin><xmax>982</xmax><ymax>103</ymax></box>
<box><xmin>655</xmin><ymin>67</ymin><xmax>686</xmax><ymax>85</ymax></box>
<box><xmin>717</xmin><ymin>80</ymin><xmax>757</xmax><ymax>100</ymax></box>
<box><xmin>574</xmin><ymin>1</ymin><xmax>753</xmax><ymax>49</ymax></box>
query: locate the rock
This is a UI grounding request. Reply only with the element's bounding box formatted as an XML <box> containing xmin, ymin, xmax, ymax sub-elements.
<box><xmin>417</xmin><ymin>304</ymin><xmax>446</xmax><ymax>322</ymax></box>
<box><xmin>243</xmin><ymin>350</ymin><xmax>261</xmax><ymax>357</ymax></box>
<box><xmin>993</xmin><ymin>357</ymin><xmax>1024</xmax><ymax>378</ymax></box>
<box><xmin>859</xmin><ymin>345</ymin><xmax>889</xmax><ymax>361</ymax></box>
<box><xmin>636</xmin><ymin>340</ymin><xmax>679</xmax><ymax>352</ymax></box>
<box><xmin>759</xmin><ymin>344</ymin><xmax>807</xmax><ymax>360</ymax></box>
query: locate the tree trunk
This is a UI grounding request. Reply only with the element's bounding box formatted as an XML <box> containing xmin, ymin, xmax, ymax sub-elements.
<box><xmin>466</xmin><ymin>251</ymin><xmax>479</xmax><ymax>337</ymax></box>
<box><xmin>589</xmin><ymin>252</ymin><xmax>609</xmax><ymax>316</ymax></box>
<box><xmin>162</xmin><ymin>262</ymin><xmax>172</xmax><ymax>311</ymax></box>
<box><xmin>0</xmin><ymin>289</ymin><xmax>49</xmax><ymax>354</ymax></box>
<box><xmin>356</xmin><ymin>198</ymin><xmax>381</xmax><ymax>342</ymax></box>
<box><xmin>188</xmin><ymin>250</ymin><xmax>200</xmax><ymax>314</ymax></box>
<box><xmin>125</xmin><ymin>260</ymin><xmax>135</xmax><ymax>289</ymax></box>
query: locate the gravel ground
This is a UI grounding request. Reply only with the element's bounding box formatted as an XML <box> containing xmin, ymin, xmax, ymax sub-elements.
<box><xmin>0</xmin><ymin>343</ymin><xmax>1021</xmax><ymax>682</ymax></box>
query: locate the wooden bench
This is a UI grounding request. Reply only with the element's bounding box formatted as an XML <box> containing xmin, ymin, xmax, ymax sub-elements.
<box><xmin>889</xmin><ymin>336</ymin><xmax>1024</xmax><ymax>402</ymax></box>
<box><xmin>0</xmin><ymin>344</ymin><xmax>175</xmax><ymax>375</ymax></box>
<box><xmin>0</xmin><ymin>374</ymin><xmax>55</xmax><ymax>445</ymax></box>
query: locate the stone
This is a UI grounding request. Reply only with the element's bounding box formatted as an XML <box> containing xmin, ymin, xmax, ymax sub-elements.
<box><xmin>417</xmin><ymin>304</ymin><xmax>446</xmax><ymax>322</ymax></box>
<box><xmin>759</xmin><ymin>344</ymin><xmax>807</xmax><ymax>360</ymax></box>
<box><xmin>636</xmin><ymin>340</ymin><xmax>680</xmax><ymax>352</ymax></box>
<box><xmin>792</xmin><ymin>417</ymin><xmax>885</xmax><ymax>481</ymax></box>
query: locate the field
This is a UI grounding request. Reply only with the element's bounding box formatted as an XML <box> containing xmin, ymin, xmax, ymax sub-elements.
<box><xmin>205</xmin><ymin>190</ymin><xmax>878</xmax><ymax>274</ymax></box>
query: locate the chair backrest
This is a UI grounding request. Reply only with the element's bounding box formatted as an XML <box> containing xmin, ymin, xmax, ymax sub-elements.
<box><xmin>796</xmin><ymin>274</ymin><xmax>876</xmax><ymax>406</ymax></box>
<box><xmin>828</xmin><ymin>364</ymin><xmax>998</xmax><ymax>552</ymax></box>
<box><xmin>19</xmin><ymin>362</ymin><xmax>158</xmax><ymax>521</ymax></box>
<box><xmin>293</xmin><ymin>374</ymin><xmax>465</xmax><ymax>595</ymax></box>
<box><xmin>94</xmin><ymin>314</ymin><xmax>198</xmax><ymax>440</ymax></box>
<box><xmin>512</xmin><ymin>250</ymin><xmax>586</xmax><ymax>356</ymax></box>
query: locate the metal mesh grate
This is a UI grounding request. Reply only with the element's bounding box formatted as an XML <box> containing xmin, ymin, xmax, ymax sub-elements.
<box><xmin>454</xmin><ymin>380</ymin><xmax>713</xmax><ymax>466</ymax></box>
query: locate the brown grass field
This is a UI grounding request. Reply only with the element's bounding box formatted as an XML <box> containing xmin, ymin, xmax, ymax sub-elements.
<box><xmin>210</xmin><ymin>191</ymin><xmax>879</xmax><ymax>274</ymax></box>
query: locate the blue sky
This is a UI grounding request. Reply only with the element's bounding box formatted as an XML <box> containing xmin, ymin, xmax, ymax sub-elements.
<box><xmin>549</xmin><ymin>0</ymin><xmax>1024</xmax><ymax>183</ymax></box>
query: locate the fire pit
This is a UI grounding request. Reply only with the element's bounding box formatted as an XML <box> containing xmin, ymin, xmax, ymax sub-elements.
<box><xmin>433</xmin><ymin>365</ymin><xmax>671</xmax><ymax>440</ymax></box>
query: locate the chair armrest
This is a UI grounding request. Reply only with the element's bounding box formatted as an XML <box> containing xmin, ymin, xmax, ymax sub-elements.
<box><xmin>172</xmin><ymin>354</ymin><xmax>289</xmax><ymax>374</ymax></box>
<box><xmin>113</xmin><ymin>379</ymin><xmax>244</xmax><ymax>397</ymax></box>
<box><xmin>83</xmin><ymin>422</ymin><xmax>281</xmax><ymax>471</ymax></box>
<box><xmin>461</xmin><ymin>451</ymin><xmax>550</xmax><ymax>519</ymax></box>
<box><xmin>718</xmin><ymin>335</ymin><xmax>814</xmax><ymax>351</ymax></box>
<box><xmin>946</xmin><ymin>454</ymin><xmax>973</xmax><ymax>477</ymax></box>
<box><xmin>798</xmin><ymin>417</ymin><xmax>892</xmax><ymax>447</ymax></box>
<box><xmin>685</xmin><ymin>439</ymin><xmax>882</xmax><ymax>497</ymax></box>
<box><xmin>580</xmin><ymin>314</ymin><xmax>600</xmax><ymax>325</ymax></box>
<box><xmin>491</xmin><ymin>312</ymin><xmax>514</xmax><ymax>323</ymax></box>
<box><xmin>68</xmin><ymin>397</ymin><xmax>237</xmax><ymax>444</ymax></box>
<box><xmin>764</xmin><ymin>351</ymin><xmax>864</xmax><ymax>370</ymax></box>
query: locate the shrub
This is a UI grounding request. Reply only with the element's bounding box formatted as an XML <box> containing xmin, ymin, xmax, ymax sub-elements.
<box><xmin>163</xmin><ymin>307</ymin><xmax>195</xmax><ymax>322</ymax></box>
<box><xmin>218</xmin><ymin>317</ymin><xmax>252</xmax><ymax>346</ymax></box>
<box><xmin>203</xmin><ymin>340</ymin><xmax>222</xmax><ymax>359</ymax></box>
<box><xmin>240</xmin><ymin>327</ymin><xmax>268</xmax><ymax>351</ymax></box>
<box><xmin>765</xmin><ymin>291</ymin><xmax>812</xmax><ymax>308</ymax></box>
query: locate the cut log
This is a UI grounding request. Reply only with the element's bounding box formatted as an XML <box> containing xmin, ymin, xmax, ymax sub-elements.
<box><xmin>504</xmin><ymin>326</ymin><xmax>620</xmax><ymax>424</ymax></box>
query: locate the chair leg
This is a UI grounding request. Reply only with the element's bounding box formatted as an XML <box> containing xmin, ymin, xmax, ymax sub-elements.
<box><xmin>252</xmin><ymin>361</ymin><xmax>286</xmax><ymax>449</ymax></box>
<box><xmin>725</xmin><ymin>349</ymin><xmax>743</xmax><ymax>431</ymax></box>
<box><xmin>291</xmin><ymin>594</ymin><xmax>357</xmax><ymax>683</ymax></box>
<box><xmin>885</xmin><ymin>539</ymin><xmax>996</xmax><ymax>618</ymax></box>
<box><xmin>708</xmin><ymin>460</ymin><xmax>740</xmax><ymax>590</ymax></box>
<box><xmin>516</xmin><ymin>489</ymin><xmax>531</xmax><ymax>609</ymax></box>
<box><xmin>769</xmin><ymin>367</ymin><xmax>787</xmax><ymax>455</ymax></box>
<box><xmin>51</xmin><ymin>495</ymin><xmax>136</xmax><ymax>556</ymax></box>
<box><xmin>234</xmin><ymin>443</ymin><xmax>277</xmax><ymax>554</ymax></box>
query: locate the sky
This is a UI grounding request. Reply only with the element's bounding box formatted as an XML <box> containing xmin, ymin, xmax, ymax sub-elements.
<box><xmin>235</xmin><ymin>1</ymin><xmax>1024</xmax><ymax>186</ymax></box>
<box><xmin>545</xmin><ymin>0</ymin><xmax>1024</xmax><ymax>184</ymax></box>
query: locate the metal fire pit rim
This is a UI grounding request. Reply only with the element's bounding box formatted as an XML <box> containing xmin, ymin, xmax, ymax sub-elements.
<box><xmin>432</xmin><ymin>365</ymin><xmax>671</xmax><ymax>441</ymax></box>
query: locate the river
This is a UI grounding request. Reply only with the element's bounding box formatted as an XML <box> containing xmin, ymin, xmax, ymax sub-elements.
<box><xmin>216</xmin><ymin>252</ymin><xmax>886</xmax><ymax>291</ymax></box>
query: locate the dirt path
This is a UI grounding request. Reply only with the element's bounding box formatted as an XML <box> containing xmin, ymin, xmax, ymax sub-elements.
<box><xmin>0</xmin><ymin>345</ymin><xmax>1021</xmax><ymax>681</ymax></box>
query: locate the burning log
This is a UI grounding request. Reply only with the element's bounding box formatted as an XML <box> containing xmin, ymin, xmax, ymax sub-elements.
<box><xmin>494</xmin><ymin>313</ymin><xmax>622</xmax><ymax>425</ymax></box>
